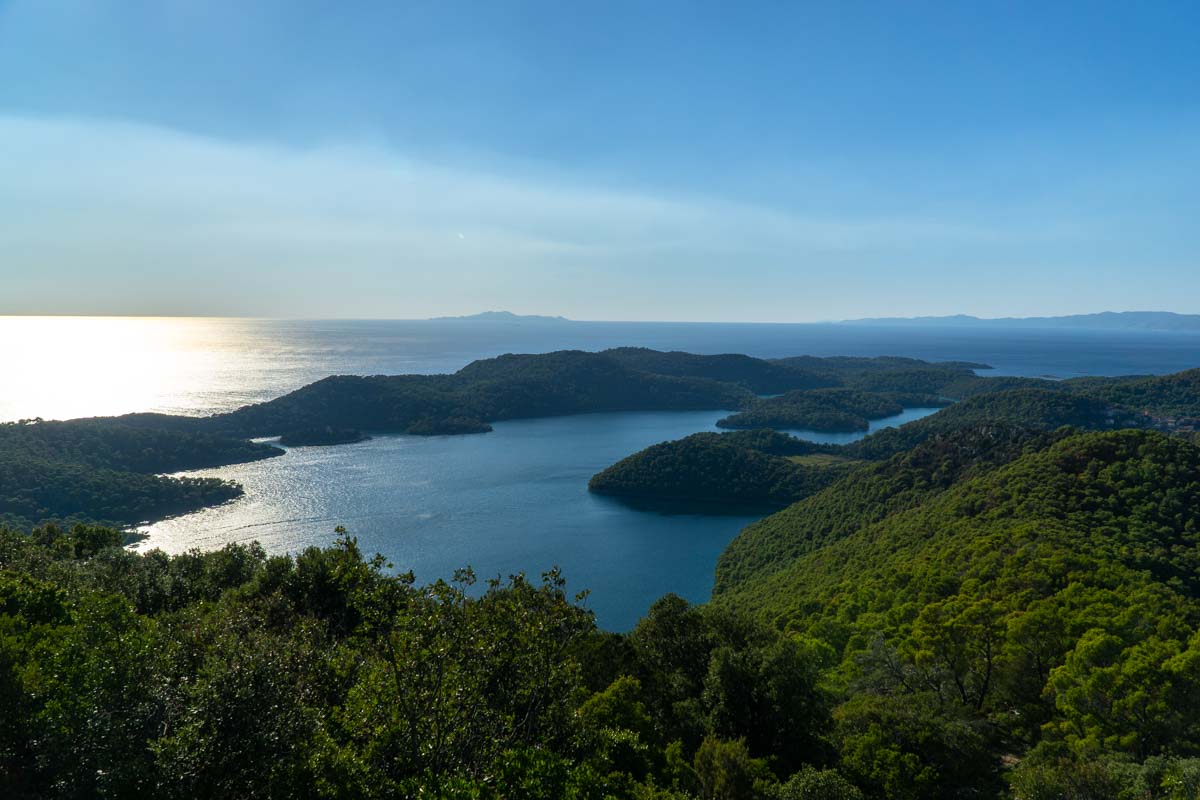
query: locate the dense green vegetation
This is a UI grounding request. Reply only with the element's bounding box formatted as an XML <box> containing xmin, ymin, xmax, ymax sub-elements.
<box><xmin>713</xmin><ymin>429</ymin><xmax>1200</xmax><ymax>798</ymax></box>
<box><xmin>0</xmin><ymin>419</ymin><xmax>280</xmax><ymax>528</ymax></box>
<box><xmin>590</xmin><ymin>360</ymin><xmax>1200</xmax><ymax>515</ymax></box>
<box><xmin>0</xmin><ymin>524</ymin><xmax>850</xmax><ymax>799</ymax></box>
<box><xmin>714</xmin><ymin>425</ymin><xmax>1064</xmax><ymax>595</ymax></box>
<box><xmin>590</xmin><ymin>386</ymin><xmax>1128</xmax><ymax>512</ymax></box>
<box><xmin>0</xmin><ymin>417</ymin><xmax>277</xmax><ymax>473</ymax></box>
<box><xmin>839</xmin><ymin>388</ymin><xmax>1127</xmax><ymax>460</ymax></box>
<box><xmin>589</xmin><ymin>430</ymin><xmax>856</xmax><ymax>509</ymax></box>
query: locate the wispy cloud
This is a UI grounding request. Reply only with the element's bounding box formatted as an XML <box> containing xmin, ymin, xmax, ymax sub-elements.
<box><xmin>0</xmin><ymin>114</ymin><xmax>1155</xmax><ymax>320</ymax></box>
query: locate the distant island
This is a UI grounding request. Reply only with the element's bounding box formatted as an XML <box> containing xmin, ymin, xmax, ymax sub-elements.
<box><xmin>425</xmin><ymin>309</ymin><xmax>1200</xmax><ymax>332</ymax></box>
<box><xmin>428</xmin><ymin>310</ymin><xmax>570</xmax><ymax>323</ymax></box>
<box><xmin>842</xmin><ymin>310</ymin><xmax>1200</xmax><ymax>332</ymax></box>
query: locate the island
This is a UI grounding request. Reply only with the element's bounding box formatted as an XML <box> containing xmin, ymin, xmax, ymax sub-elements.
<box><xmin>428</xmin><ymin>310</ymin><xmax>571</xmax><ymax>323</ymax></box>
<box><xmin>4</xmin><ymin>348</ymin><xmax>1197</xmax><ymax>530</ymax></box>
<box><xmin>589</xmin><ymin>429</ymin><xmax>861</xmax><ymax>509</ymax></box>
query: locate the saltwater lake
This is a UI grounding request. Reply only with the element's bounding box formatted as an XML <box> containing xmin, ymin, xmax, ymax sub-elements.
<box><xmin>136</xmin><ymin>406</ymin><xmax>940</xmax><ymax>630</ymax></box>
<box><xmin>4</xmin><ymin>316</ymin><xmax>1198</xmax><ymax>629</ymax></box>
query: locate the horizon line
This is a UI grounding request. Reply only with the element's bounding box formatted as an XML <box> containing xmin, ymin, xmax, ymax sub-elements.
<box><xmin>2</xmin><ymin>309</ymin><xmax>1199</xmax><ymax>326</ymax></box>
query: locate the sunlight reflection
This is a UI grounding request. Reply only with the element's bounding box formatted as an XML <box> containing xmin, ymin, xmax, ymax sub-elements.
<box><xmin>0</xmin><ymin>317</ymin><xmax>239</xmax><ymax>421</ymax></box>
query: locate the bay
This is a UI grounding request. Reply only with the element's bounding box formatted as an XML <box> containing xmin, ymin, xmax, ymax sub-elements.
<box><xmin>137</xmin><ymin>407</ymin><xmax>940</xmax><ymax>631</ymax></box>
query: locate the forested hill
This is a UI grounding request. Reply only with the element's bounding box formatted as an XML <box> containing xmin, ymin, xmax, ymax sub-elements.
<box><xmin>716</xmin><ymin>389</ymin><xmax>949</xmax><ymax>433</ymax></box>
<box><xmin>589</xmin><ymin>429</ymin><xmax>860</xmax><ymax>509</ymax></box>
<box><xmin>212</xmin><ymin>350</ymin><xmax>755</xmax><ymax>437</ymax></box>
<box><xmin>211</xmin><ymin>349</ymin><xmax>985</xmax><ymax>438</ymax></box>
<box><xmin>713</xmin><ymin>423</ymin><xmax>1064</xmax><ymax>594</ymax></box>
<box><xmin>1067</xmin><ymin>367</ymin><xmax>1200</xmax><ymax>418</ymax></box>
<box><xmin>712</xmin><ymin>429</ymin><xmax>1200</xmax><ymax>794</ymax></box>
<box><xmin>838</xmin><ymin>387</ymin><xmax>1127</xmax><ymax>460</ymax></box>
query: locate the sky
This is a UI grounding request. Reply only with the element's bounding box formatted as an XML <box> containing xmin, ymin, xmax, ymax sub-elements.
<box><xmin>1</xmin><ymin>0</ymin><xmax>1198</xmax><ymax>322</ymax></box>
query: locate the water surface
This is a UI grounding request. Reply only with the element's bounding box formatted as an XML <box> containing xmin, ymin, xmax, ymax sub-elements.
<box><xmin>140</xmin><ymin>407</ymin><xmax>937</xmax><ymax>630</ymax></box>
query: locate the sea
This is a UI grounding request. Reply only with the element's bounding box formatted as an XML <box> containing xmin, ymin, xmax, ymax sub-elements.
<box><xmin>3</xmin><ymin>316</ymin><xmax>1198</xmax><ymax>629</ymax></box>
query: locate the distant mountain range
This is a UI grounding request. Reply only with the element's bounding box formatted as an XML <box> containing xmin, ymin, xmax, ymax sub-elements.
<box><xmin>841</xmin><ymin>311</ymin><xmax>1200</xmax><ymax>332</ymax></box>
<box><xmin>425</xmin><ymin>310</ymin><xmax>1200</xmax><ymax>331</ymax></box>
<box><xmin>428</xmin><ymin>311</ymin><xmax>570</xmax><ymax>323</ymax></box>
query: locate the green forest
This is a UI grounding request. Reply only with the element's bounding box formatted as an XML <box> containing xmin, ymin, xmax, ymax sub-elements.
<box><xmin>7</xmin><ymin>428</ymin><xmax>1200</xmax><ymax>798</ymax></box>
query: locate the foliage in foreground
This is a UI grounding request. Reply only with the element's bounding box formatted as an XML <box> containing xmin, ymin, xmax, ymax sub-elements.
<box><xmin>6</xmin><ymin>428</ymin><xmax>1200</xmax><ymax>798</ymax></box>
<box><xmin>0</xmin><ymin>525</ymin><xmax>843</xmax><ymax>799</ymax></box>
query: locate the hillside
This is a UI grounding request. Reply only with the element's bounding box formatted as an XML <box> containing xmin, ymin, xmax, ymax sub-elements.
<box><xmin>591</xmin><ymin>386</ymin><xmax>1128</xmax><ymax>512</ymax></box>
<box><xmin>0</xmin><ymin>419</ymin><xmax>280</xmax><ymax>528</ymax></box>
<box><xmin>714</xmin><ymin>424</ymin><xmax>1062</xmax><ymax>594</ymax></box>
<box><xmin>838</xmin><ymin>387</ymin><xmax>1126</xmax><ymax>460</ymax></box>
<box><xmin>714</xmin><ymin>429</ymin><xmax>1200</xmax><ymax>792</ymax></box>
<box><xmin>215</xmin><ymin>350</ymin><xmax>755</xmax><ymax>437</ymax></box>
<box><xmin>211</xmin><ymin>349</ymin><xmax>1001</xmax><ymax>440</ymax></box>
<box><xmin>1067</xmin><ymin>367</ymin><xmax>1200</xmax><ymax>418</ymax></box>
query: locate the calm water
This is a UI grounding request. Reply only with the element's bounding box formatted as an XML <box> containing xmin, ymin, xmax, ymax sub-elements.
<box><xmin>5</xmin><ymin>316</ymin><xmax>1199</xmax><ymax>629</ymax></box>
<box><xmin>138</xmin><ymin>407</ymin><xmax>941</xmax><ymax>630</ymax></box>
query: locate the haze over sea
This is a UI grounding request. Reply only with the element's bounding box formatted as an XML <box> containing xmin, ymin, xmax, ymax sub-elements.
<box><xmin>5</xmin><ymin>316</ymin><xmax>1199</xmax><ymax>629</ymax></box>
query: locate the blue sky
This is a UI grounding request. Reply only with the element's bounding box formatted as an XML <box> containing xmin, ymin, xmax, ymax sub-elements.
<box><xmin>1</xmin><ymin>0</ymin><xmax>1197</xmax><ymax>321</ymax></box>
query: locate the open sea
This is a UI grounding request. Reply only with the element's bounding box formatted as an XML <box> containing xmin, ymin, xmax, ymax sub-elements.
<box><xmin>4</xmin><ymin>316</ymin><xmax>1199</xmax><ymax>629</ymax></box>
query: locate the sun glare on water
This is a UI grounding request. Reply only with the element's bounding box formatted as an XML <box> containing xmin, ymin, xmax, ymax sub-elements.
<box><xmin>0</xmin><ymin>316</ymin><xmax>240</xmax><ymax>422</ymax></box>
